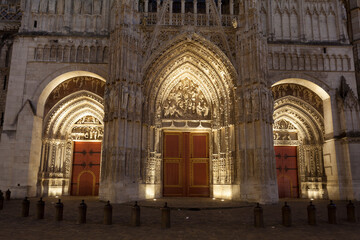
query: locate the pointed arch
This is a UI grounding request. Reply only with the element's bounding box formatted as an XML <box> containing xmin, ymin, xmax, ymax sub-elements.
<box><xmin>143</xmin><ymin>33</ymin><xmax>237</xmax><ymax>126</ymax></box>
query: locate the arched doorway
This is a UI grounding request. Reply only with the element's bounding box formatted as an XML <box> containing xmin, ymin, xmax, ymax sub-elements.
<box><xmin>272</xmin><ymin>82</ymin><xmax>326</xmax><ymax>199</ymax></box>
<box><xmin>38</xmin><ymin>76</ymin><xmax>105</xmax><ymax>196</ymax></box>
<box><xmin>140</xmin><ymin>34</ymin><xmax>237</xmax><ymax>199</ymax></box>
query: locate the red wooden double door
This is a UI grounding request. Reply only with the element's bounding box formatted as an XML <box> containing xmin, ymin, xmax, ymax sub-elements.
<box><xmin>275</xmin><ymin>146</ymin><xmax>299</xmax><ymax>198</ymax></box>
<box><xmin>71</xmin><ymin>142</ymin><xmax>101</xmax><ymax>196</ymax></box>
<box><xmin>163</xmin><ymin>132</ymin><xmax>210</xmax><ymax>197</ymax></box>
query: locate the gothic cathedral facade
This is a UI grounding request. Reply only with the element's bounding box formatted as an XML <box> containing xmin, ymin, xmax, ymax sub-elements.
<box><xmin>0</xmin><ymin>0</ymin><xmax>360</xmax><ymax>204</ymax></box>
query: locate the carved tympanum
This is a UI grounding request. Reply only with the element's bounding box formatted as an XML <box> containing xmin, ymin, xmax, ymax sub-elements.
<box><xmin>162</xmin><ymin>78</ymin><xmax>211</xmax><ymax>120</ymax></box>
<box><xmin>71</xmin><ymin>116</ymin><xmax>103</xmax><ymax>140</ymax></box>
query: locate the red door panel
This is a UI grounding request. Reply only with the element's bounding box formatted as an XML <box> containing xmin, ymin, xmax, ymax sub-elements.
<box><xmin>71</xmin><ymin>142</ymin><xmax>101</xmax><ymax>196</ymax></box>
<box><xmin>163</xmin><ymin>133</ymin><xmax>185</xmax><ymax>196</ymax></box>
<box><xmin>275</xmin><ymin>146</ymin><xmax>299</xmax><ymax>198</ymax></box>
<box><xmin>189</xmin><ymin>133</ymin><xmax>210</xmax><ymax>197</ymax></box>
<box><xmin>163</xmin><ymin>132</ymin><xmax>209</xmax><ymax>197</ymax></box>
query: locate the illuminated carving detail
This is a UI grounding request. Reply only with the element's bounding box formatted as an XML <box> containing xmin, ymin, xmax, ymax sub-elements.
<box><xmin>45</xmin><ymin>77</ymin><xmax>105</xmax><ymax>116</ymax></box>
<box><xmin>272</xmin><ymin>84</ymin><xmax>323</xmax><ymax>116</ymax></box>
<box><xmin>162</xmin><ymin>78</ymin><xmax>210</xmax><ymax>119</ymax></box>
<box><xmin>71</xmin><ymin>116</ymin><xmax>104</xmax><ymax>140</ymax></box>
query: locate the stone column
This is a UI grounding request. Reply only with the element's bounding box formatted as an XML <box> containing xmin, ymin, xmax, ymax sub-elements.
<box><xmin>218</xmin><ymin>0</ymin><xmax>222</xmax><ymax>15</ymax></box>
<box><xmin>181</xmin><ymin>0</ymin><xmax>185</xmax><ymax>13</ymax></box>
<box><xmin>145</xmin><ymin>0</ymin><xmax>149</xmax><ymax>13</ymax></box>
<box><xmin>206</xmin><ymin>0</ymin><xmax>210</xmax><ymax>26</ymax></box>
<box><xmin>169</xmin><ymin>0</ymin><xmax>173</xmax><ymax>24</ymax></box>
<box><xmin>230</xmin><ymin>0</ymin><xmax>234</xmax><ymax>15</ymax></box>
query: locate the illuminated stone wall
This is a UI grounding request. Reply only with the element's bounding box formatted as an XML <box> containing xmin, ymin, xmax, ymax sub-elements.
<box><xmin>0</xmin><ymin>1</ymin><xmax>359</xmax><ymax>203</ymax></box>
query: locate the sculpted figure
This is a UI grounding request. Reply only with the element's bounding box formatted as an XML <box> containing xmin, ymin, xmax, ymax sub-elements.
<box><xmin>83</xmin><ymin>0</ymin><xmax>93</xmax><ymax>14</ymax></box>
<box><xmin>94</xmin><ymin>0</ymin><xmax>102</xmax><ymax>14</ymax></box>
<box><xmin>74</xmin><ymin>0</ymin><xmax>82</xmax><ymax>14</ymax></box>
<box><xmin>31</xmin><ymin>0</ymin><xmax>40</xmax><ymax>13</ymax></box>
<box><xmin>121</xmin><ymin>84</ymin><xmax>129</xmax><ymax>110</ymax></box>
<box><xmin>39</xmin><ymin>0</ymin><xmax>48</xmax><ymax>13</ymax></box>
<box><xmin>341</xmin><ymin>1</ymin><xmax>349</xmax><ymax>40</ymax></box>
<box><xmin>135</xmin><ymin>90</ymin><xmax>142</xmax><ymax>114</ymax></box>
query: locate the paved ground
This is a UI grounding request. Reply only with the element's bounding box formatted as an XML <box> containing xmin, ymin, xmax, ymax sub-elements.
<box><xmin>1</xmin><ymin>196</ymin><xmax>360</xmax><ymax>240</ymax></box>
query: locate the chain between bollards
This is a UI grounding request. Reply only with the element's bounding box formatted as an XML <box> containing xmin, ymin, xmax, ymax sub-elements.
<box><xmin>327</xmin><ymin>200</ymin><xmax>337</xmax><ymax>224</ymax></box>
<box><xmin>55</xmin><ymin>199</ymin><xmax>64</xmax><ymax>221</ymax></box>
<box><xmin>307</xmin><ymin>201</ymin><xmax>316</xmax><ymax>225</ymax></box>
<box><xmin>254</xmin><ymin>203</ymin><xmax>264</xmax><ymax>228</ymax></box>
<box><xmin>161</xmin><ymin>202</ymin><xmax>171</xmax><ymax>229</ymax></box>
<box><xmin>36</xmin><ymin>197</ymin><xmax>45</xmax><ymax>219</ymax></box>
<box><xmin>78</xmin><ymin>200</ymin><xmax>87</xmax><ymax>224</ymax></box>
<box><xmin>131</xmin><ymin>201</ymin><xmax>140</xmax><ymax>227</ymax></box>
<box><xmin>103</xmin><ymin>201</ymin><xmax>112</xmax><ymax>225</ymax></box>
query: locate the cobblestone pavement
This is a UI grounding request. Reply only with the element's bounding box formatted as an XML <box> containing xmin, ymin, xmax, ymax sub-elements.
<box><xmin>1</xmin><ymin>197</ymin><xmax>360</xmax><ymax>240</ymax></box>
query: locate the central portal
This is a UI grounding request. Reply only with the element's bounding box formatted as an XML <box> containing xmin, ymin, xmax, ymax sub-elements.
<box><xmin>163</xmin><ymin>132</ymin><xmax>210</xmax><ymax>197</ymax></box>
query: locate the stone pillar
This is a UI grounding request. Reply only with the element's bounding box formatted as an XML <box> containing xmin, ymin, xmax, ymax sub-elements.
<box><xmin>218</xmin><ymin>0</ymin><xmax>222</xmax><ymax>15</ymax></box>
<box><xmin>169</xmin><ymin>0</ymin><xmax>173</xmax><ymax>24</ymax></box>
<box><xmin>234</xmin><ymin>5</ymin><xmax>278</xmax><ymax>203</ymax></box>
<box><xmin>181</xmin><ymin>0</ymin><xmax>185</xmax><ymax>14</ymax></box>
<box><xmin>100</xmin><ymin>20</ymin><xmax>143</xmax><ymax>203</ymax></box>
<box><xmin>230</xmin><ymin>0</ymin><xmax>234</xmax><ymax>15</ymax></box>
<box><xmin>145</xmin><ymin>0</ymin><xmax>149</xmax><ymax>13</ymax></box>
<box><xmin>206</xmin><ymin>0</ymin><xmax>210</xmax><ymax>25</ymax></box>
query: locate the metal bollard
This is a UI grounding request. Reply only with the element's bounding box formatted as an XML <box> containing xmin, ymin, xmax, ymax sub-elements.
<box><xmin>347</xmin><ymin>200</ymin><xmax>356</xmax><ymax>223</ymax></box>
<box><xmin>254</xmin><ymin>203</ymin><xmax>264</xmax><ymax>228</ymax></box>
<box><xmin>36</xmin><ymin>197</ymin><xmax>45</xmax><ymax>219</ymax></box>
<box><xmin>131</xmin><ymin>201</ymin><xmax>140</xmax><ymax>227</ymax></box>
<box><xmin>5</xmin><ymin>189</ymin><xmax>11</xmax><ymax>201</ymax></box>
<box><xmin>22</xmin><ymin>197</ymin><xmax>30</xmax><ymax>217</ymax></box>
<box><xmin>282</xmin><ymin>202</ymin><xmax>292</xmax><ymax>227</ymax></box>
<box><xmin>327</xmin><ymin>200</ymin><xmax>337</xmax><ymax>224</ymax></box>
<box><xmin>0</xmin><ymin>190</ymin><xmax>4</xmax><ymax>210</ymax></box>
<box><xmin>307</xmin><ymin>201</ymin><xmax>316</xmax><ymax>225</ymax></box>
<box><xmin>161</xmin><ymin>202</ymin><xmax>171</xmax><ymax>229</ymax></box>
<box><xmin>55</xmin><ymin>199</ymin><xmax>64</xmax><ymax>221</ymax></box>
<box><xmin>103</xmin><ymin>201</ymin><xmax>112</xmax><ymax>225</ymax></box>
<box><xmin>78</xmin><ymin>200</ymin><xmax>87</xmax><ymax>224</ymax></box>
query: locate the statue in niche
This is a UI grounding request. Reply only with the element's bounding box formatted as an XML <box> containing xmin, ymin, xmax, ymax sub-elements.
<box><xmin>74</xmin><ymin>0</ymin><xmax>82</xmax><ymax>14</ymax></box>
<box><xmin>121</xmin><ymin>84</ymin><xmax>129</xmax><ymax>111</ymax></box>
<box><xmin>48</xmin><ymin>0</ymin><xmax>56</xmax><ymax>13</ymax></box>
<box><xmin>39</xmin><ymin>0</ymin><xmax>48</xmax><ymax>13</ymax></box>
<box><xmin>83</xmin><ymin>0</ymin><xmax>93</xmax><ymax>14</ymax></box>
<box><xmin>57</xmin><ymin>0</ymin><xmax>65</xmax><ymax>14</ymax></box>
<box><xmin>128</xmin><ymin>88</ymin><xmax>136</xmax><ymax>113</ymax></box>
<box><xmin>135</xmin><ymin>90</ymin><xmax>142</xmax><ymax>115</ymax></box>
<box><xmin>162</xmin><ymin>78</ymin><xmax>210</xmax><ymax>120</ymax></box>
<box><xmin>340</xmin><ymin>1</ymin><xmax>349</xmax><ymax>41</ymax></box>
<box><xmin>31</xmin><ymin>0</ymin><xmax>40</xmax><ymax>13</ymax></box>
<box><xmin>94</xmin><ymin>0</ymin><xmax>102</xmax><ymax>14</ymax></box>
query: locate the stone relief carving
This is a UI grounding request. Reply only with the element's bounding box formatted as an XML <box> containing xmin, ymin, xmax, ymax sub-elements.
<box><xmin>162</xmin><ymin>78</ymin><xmax>211</xmax><ymax>120</ymax></box>
<box><xmin>45</xmin><ymin>77</ymin><xmax>105</xmax><ymax>116</ymax></box>
<box><xmin>272</xmin><ymin>83</ymin><xmax>323</xmax><ymax>115</ymax></box>
<box><xmin>71</xmin><ymin>116</ymin><xmax>104</xmax><ymax>140</ymax></box>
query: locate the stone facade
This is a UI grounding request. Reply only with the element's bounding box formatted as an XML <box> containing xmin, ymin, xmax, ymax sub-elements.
<box><xmin>0</xmin><ymin>0</ymin><xmax>359</xmax><ymax>204</ymax></box>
